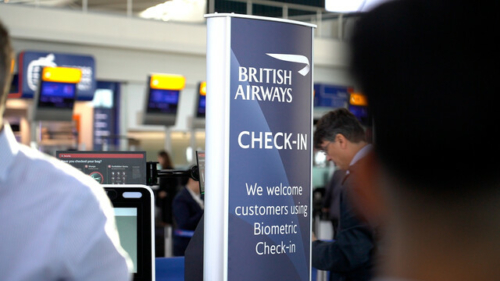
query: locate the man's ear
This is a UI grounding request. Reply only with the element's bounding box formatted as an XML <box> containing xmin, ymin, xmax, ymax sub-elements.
<box><xmin>349</xmin><ymin>151</ymin><xmax>387</xmax><ymax>229</ymax></box>
<box><xmin>336</xmin><ymin>134</ymin><xmax>348</xmax><ymax>149</ymax></box>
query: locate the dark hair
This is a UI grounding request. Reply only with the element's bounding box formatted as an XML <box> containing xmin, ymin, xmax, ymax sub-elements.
<box><xmin>158</xmin><ymin>150</ymin><xmax>173</xmax><ymax>169</ymax></box>
<box><xmin>350</xmin><ymin>0</ymin><xmax>499</xmax><ymax>190</ymax></box>
<box><xmin>0</xmin><ymin>20</ymin><xmax>13</xmax><ymax>108</ymax></box>
<box><xmin>314</xmin><ymin>108</ymin><xmax>366</xmax><ymax>150</ymax></box>
<box><xmin>180</xmin><ymin>176</ymin><xmax>190</xmax><ymax>186</ymax></box>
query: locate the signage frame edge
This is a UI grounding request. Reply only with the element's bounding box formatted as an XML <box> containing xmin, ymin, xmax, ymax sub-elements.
<box><xmin>204</xmin><ymin>13</ymin><xmax>317</xmax><ymax>29</ymax></box>
<box><xmin>204</xmin><ymin>16</ymin><xmax>232</xmax><ymax>281</ymax></box>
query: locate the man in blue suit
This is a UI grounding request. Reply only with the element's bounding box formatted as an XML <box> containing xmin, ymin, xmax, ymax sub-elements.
<box><xmin>312</xmin><ymin>108</ymin><xmax>375</xmax><ymax>281</ymax></box>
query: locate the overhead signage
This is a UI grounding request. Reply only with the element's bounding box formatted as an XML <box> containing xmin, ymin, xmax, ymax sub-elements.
<box><xmin>205</xmin><ymin>14</ymin><xmax>315</xmax><ymax>281</ymax></box>
<box><xmin>14</xmin><ymin>51</ymin><xmax>96</xmax><ymax>100</ymax></box>
<box><xmin>314</xmin><ymin>84</ymin><xmax>352</xmax><ymax>108</ymax></box>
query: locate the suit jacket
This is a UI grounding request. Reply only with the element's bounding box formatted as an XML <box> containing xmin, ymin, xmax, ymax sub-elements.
<box><xmin>172</xmin><ymin>187</ymin><xmax>204</xmax><ymax>256</ymax></box>
<box><xmin>323</xmin><ymin>169</ymin><xmax>347</xmax><ymax>221</ymax></box>
<box><xmin>312</xmin><ymin>158</ymin><xmax>375</xmax><ymax>281</ymax></box>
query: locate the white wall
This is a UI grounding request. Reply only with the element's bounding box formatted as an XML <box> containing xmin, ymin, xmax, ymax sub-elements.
<box><xmin>0</xmin><ymin>4</ymin><xmax>354</xmax><ymax>135</ymax></box>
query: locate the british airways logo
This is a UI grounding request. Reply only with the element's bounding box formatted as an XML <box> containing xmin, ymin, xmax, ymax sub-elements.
<box><xmin>234</xmin><ymin>53</ymin><xmax>310</xmax><ymax>103</ymax></box>
<box><xmin>266</xmin><ymin>53</ymin><xmax>310</xmax><ymax>76</ymax></box>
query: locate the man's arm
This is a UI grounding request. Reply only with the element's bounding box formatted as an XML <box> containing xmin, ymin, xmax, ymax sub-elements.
<box><xmin>312</xmin><ymin>190</ymin><xmax>374</xmax><ymax>273</ymax></box>
<box><xmin>60</xmin><ymin>181</ymin><xmax>132</xmax><ymax>280</ymax></box>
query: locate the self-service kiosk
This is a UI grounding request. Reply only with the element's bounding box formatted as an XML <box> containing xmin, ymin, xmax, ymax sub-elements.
<box><xmin>191</xmin><ymin>81</ymin><xmax>206</xmax><ymax>129</ymax></box>
<box><xmin>142</xmin><ymin>73</ymin><xmax>185</xmax><ymax>126</ymax></box>
<box><xmin>31</xmin><ymin>66</ymin><xmax>82</xmax><ymax>121</ymax></box>
<box><xmin>28</xmin><ymin>66</ymin><xmax>83</xmax><ymax>153</ymax></box>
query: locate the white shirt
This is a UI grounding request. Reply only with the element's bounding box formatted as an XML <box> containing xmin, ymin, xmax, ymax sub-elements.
<box><xmin>350</xmin><ymin>144</ymin><xmax>373</xmax><ymax>167</ymax></box>
<box><xmin>0</xmin><ymin>123</ymin><xmax>132</xmax><ymax>281</ymax></box>
<box><xmin>346</xmin><ymin>144</ymin><xmax>373</xmax><ymax>175</ymax></box>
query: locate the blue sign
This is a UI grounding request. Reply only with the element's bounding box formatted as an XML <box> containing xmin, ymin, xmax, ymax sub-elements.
<box><xmin>227</xmin><ymin>17</ymin><xmax>313</xmax><ymax>281</ymax></box>
<box><xmin>314</xmin><ymin>84</ymin><xmax>351</xmax><ymax>108</ymax></box>
<box><xmin>92</xmin><ymin>82</ymin><xmax>120</xmax><ymax>150</ymax></box>
<box><xmin>19</xmin><ymin>51</ymin><xmax>96</xmax><ymax>100</ymax></box>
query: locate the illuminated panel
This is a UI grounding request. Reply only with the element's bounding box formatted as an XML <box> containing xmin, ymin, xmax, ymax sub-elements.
<box><xmin>197</xmin><ymin>81</ymin><xmax>207</xmax><ymax>118</ymax></box>
<box><xmin>150</xmin><ymin>74</ymin><xmax>186</xmax><ymax>90</ymax></box>
<box><xmin>42</xmin><ymin>67</ymin><xmax>82</xmax><ymax>83</ymax></box>
<box><xmin>36</xmin><ymin>67</ymin><xmax>81</xmax><ymax>110</ymax></box>
<box><xmin>199</xmin><ymin>81</ymin><xmax>207</xmax><ymax>96</ymax></box>
<box><xmin>349</xmin><ymin>92</ymin><xmax>368</xmax><ymax>106</ymax></box>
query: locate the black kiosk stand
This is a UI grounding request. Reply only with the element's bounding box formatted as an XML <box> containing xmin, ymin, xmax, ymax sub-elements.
<box><xmin>146</xmin><ymin>162</ymin><xmax>204</xmax><ymax>281</ymax></box>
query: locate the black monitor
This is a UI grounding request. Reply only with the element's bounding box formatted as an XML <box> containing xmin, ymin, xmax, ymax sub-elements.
<box><xmin>32</xmin><ymin>67</ymin><xmax>79</xmax><ymax>121</ymax></box>
<box><xmin>192</xmin><ymin>81</ymin><xmax>206</xmax><ymax>129</ymax></box>
<box><xmin>142</xmin><ymin>74</ymin><xmax>183</xmax><ymax>126</ymax></box>
<box><xmin>196</xmin><ymin>92</ymin><xmax>206</xmax><ymax>118</ymax></box>
<box><xmin>56</xmin><ymin>151</ymin><xmax>147</xmax><ymax>185</ymax></box>
<box><xmin>146</xmin><ymin>88</ymin><xmax>179</xmax><ymax>114</ymax></box>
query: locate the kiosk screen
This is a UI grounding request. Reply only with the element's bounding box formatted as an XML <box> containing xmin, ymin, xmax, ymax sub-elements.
<box><xmin>114</xmin><ymin>207</ymin><xmax>138</xmax><ymax>272</ymax></box>
<box><xmin>56</xmin><ymin>151</ymin><xmax>147</xmax><ymax>185</ymax></box>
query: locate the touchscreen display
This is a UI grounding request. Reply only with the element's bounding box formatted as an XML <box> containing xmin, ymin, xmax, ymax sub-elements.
<box><xmin>146</xmin><ymin>89</ymin><xmax>179</xmax><ymax>114</ymax></box>
<box><xmin>105</xmin><ymin>186</ymin><xmax>153</xmax><ymax>281</ymax></box>
<box><xmin>57</xmin><ymin>151</ymin><xmax>147</xmax><ymax>185</ymax></box>
<box><xmin>37</xmin><ymin>81</ymin><xmax>77</xmax><ymax>109</ymax></box>
<box><xmin>114</xmin><ymin>207</ymin><xmax>138</xmax><ymax>273</ymax></box>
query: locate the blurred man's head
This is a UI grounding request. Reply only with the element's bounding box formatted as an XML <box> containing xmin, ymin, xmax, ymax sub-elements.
<box><xmin>351</xmin><ymin>0</ymin><xmax>498</xmax><ymax>192</ymax></box>
<box><xmin>0</xmin><ymin>20</ymin><xmax>13</xmax><ymax>122</ymax></box>
<box><xmin>314</xmin><ymin>108</ymin><xmax>367</xmax><ymax>170</ymax></box>
<box><xmin>350</xmin><ymin>0</ymin><xmax>500</xmax><ymax>278</ymax></box>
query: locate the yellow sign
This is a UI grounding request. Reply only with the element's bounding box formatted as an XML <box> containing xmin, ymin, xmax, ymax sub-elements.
<box><xmin>150</xmin><ymin>74</ymin><xmax>186</xmax><ymax>90</ymax></box>
<box><xmin>350</xmin><ymin>93</ymin><xmax>368</xmax><ymax>106</ymax></box>
<box><xmin>199</xmin><ymin>81</ymin><xmax>207</xmax><ymax>96</ymax></box>
<box><xmin>42</xmin><ymin>67</ymin><xmax>82</xmax><ymax>84</ymax></box>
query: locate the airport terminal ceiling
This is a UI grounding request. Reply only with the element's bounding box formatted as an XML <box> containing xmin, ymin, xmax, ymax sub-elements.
<box><xmin>2</xmin><ymin>0</ymin><xmax>326</xmax><ymax>18</ymax></box>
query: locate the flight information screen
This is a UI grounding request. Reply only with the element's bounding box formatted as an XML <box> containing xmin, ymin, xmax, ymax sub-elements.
<box><xmin>56</xmin><ymin>151</ymin><xmax>147</xmax><ymax>185</ymax></box>
<box><xmin>37</xmin><ymin>81</ymin><xmax>77</xmax><ymax>109</ymax></box>
<box><xmin>196</xmin><ymin>94</ymin><xmax>206</xmax><ymax>118</ymax></box>
<box><xmin>146</xmin><ymin>89</ymin><xmax>179</xmax><ymax>114</ymax></box>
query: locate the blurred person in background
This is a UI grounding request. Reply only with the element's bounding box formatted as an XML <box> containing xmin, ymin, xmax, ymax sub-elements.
<box><xmin>347</xmin><ymin>0</ymin><xmax>500</xmax><ymax>280</ymax></box>
<box><xmin>172</xmin><ymin>176</ymin><xmax>203</xmax><ymax>256</ymax></box>
<box><xmin>0</xmin><ymin>19</ymin><xmax>131</xmax><ymax>281</ymax></box>
<box><xmin>156</xmin><ymin>149</ymin><xmax>179</xmax><ymax>226</ymax></box>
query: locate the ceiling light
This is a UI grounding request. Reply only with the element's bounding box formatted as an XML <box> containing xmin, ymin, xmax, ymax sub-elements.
<box><xmin>325</xmin><ymin>0</ymin><xmax>388</xmax><ymax>13</ymax></box>
<box><xmin>140</xmin><ymin>0</ymin><xmax>205</xmax><ymax>22</ymax></box>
